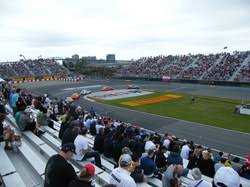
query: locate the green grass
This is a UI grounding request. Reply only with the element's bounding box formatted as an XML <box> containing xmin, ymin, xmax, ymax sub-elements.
<box><xmin>93</xmin><ymin>91</ymin><xmax>250</xmax><ymax>133</ymax></box>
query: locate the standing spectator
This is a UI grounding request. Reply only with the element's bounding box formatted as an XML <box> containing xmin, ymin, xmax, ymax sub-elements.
<box><xmin>44</xmin><ymin>143</ymin><xmax>77</xmax><ymax>187</ymax></box>
<box><xmin>187</xmin><ymin>168</ymin><xmax>211</xmax><ymax>187</ymax></box>
<box><xmin>11</xmin><ymin>88</ymin><xmax>20</xmax><ymax>115</ymax></box>
<box><xmin>109</xmin><ymin>154</ymin><xmax>136</xmax><ymax>187</ymax></box>
<box><xmin>69</xmin><ymin>164</ymin><xmax>95</xmax><ymax>187</ymax></box>
<box><xmin>162</xmin><ymin>164</ymin><xmax>183</xmax><ymax>187</ymax></box>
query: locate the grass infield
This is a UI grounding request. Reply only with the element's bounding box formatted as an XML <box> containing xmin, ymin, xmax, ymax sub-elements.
<box><xmin>93</xmin><ymin>91</ymin><xmax>250</xmax><ymax>133</ymax></box>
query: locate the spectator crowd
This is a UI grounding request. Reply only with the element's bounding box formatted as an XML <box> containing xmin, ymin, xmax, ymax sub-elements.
<box><xmin>1</xmin><ymin>82</ymin><xmax>250</xmax><ymax>187</ymax></box>
<box><xmin>0</xmin><ymin>58</ymin><xmax>69</xmax><ymax>79</ymax></box>
<box><xmin>118</xmin><ymin>51</ymin><xmax>250</xmax><ymax>82</ymax></box>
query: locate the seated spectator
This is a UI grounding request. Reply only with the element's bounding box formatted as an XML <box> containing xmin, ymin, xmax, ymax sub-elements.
<box><xmin>109</xmin><ymin>154</ymin><xmax>136</xmax><ymax>187</ymax></box>
<box><xmin>240</xmin><ymin>160</ymin><xmax>250</xmax><ymax>180</ymax></box>
<box><xmin>155</xmin><ymin>145</ymin><xmax>168</xmax><ymax>171</ymax></box>
<box><xmin>15</xmin><ymin>107</ymin><xmax>43</xmax><ymax>136</ymax></box>
<box><xmin>213</xmin><ymin>167</ymin><xmax>241</xmax><ymax>187</ymax></box>
<box><xmin>187</xmin><ymin>147</ymin><xmax>202</xmax><ymax>169</ymax></box>
<box><xmin>144</xmin><ymin>134</ymin><xmax>156</xmax><ymax>153</ymax></box>
<box><xmin>112</xmin><ymin>134</ymin><xmax>124</xmax><ymax>163</ymax></box>
<box><xmin>68</xmin><ymin>164</ymin><xmax>95</xmax><ymax>187</ymax></box>
<box><xmin>73</xmin><ymin>127</ymin><xmax>102</xmax><ymax>168</ymax></box>
<box><xmin>44</xmin><ymin>142</ymin><xmax>77</xmax><ymax>187</ymax></box>
<box><xmin>187</xmin><ymin>168</ymin><xmax>210</xmax><ymax>187</ymax></box>
<box><xmin>36</xmin><ymin>107</ymin><xmax>50</xmax><ymax>127</ymax></box>
<box><xmin>131</xmin><ymin>165</ymin><xmax>146</xmax><ymax>183</ymax></box>
<box><xmin>214</xmin><ymin>157</ymin><xmax>227</xmax><ymax>173</ymax></box>
<box><xmin>167</xmin><ymin>144</ymin><xmax>183</xmax><ymax>166</ymax></box>
<box><xmin>180</xmin><ymin>141</ymin><xmax>191</xmax><ymax>160</ymax></box>
<box><xmin>103</xmin><ymin>132</ymin><xmax>113</xmax><ymax>158</ymax></box>
<box><xmin>0</xmin><ymin>105</ymin><xmax>15</xmax><ymax>150</ymax></box>
<box><xmin>163</xmin><ymin>133</ymin><xmax>171</xmax><ymax>149</ymax></box>
<box><xmin>93</xmin><ymin>127</ymin><xmax>105</xmax><ymax>153</ymax></box>
<box><xmin>197</xmin><ymin>150</ymin><xmax>215</xmax><ymax>178</ymax></box>
<box><xmin>61</xmin><ymin>123</ymin><xmax>79</xmax><ymax>146</ymax></box>
<box><xmin>213</xmin><ymin>151</ymin><xmax>223</xmax><ymax>163</ymax></box>
<box><xmin>162</xmin><ymin>164</ymin><xmax>183</xmax><ymax>187</ymax></box>
<box><xmin>140</xmin><ymin>149</ymin><xmax>157</xmax><ymax>177</ymax></box>
<box><xmin>231</xmin><ymin>157</ymin><xmax>242</xmax><ymax>174</ymax></box>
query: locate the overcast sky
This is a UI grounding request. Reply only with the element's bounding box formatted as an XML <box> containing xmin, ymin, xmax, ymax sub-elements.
<box><xmin>0</xmin><ymin>0</ymin><xmax>250</xmax><ymax>61</ymax></box>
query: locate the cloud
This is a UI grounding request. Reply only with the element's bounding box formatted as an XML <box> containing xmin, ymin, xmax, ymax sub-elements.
<box><xmin>0</xmin><ymin>0</ymin><xmax>250</xmax><ymax>61</ymax></box>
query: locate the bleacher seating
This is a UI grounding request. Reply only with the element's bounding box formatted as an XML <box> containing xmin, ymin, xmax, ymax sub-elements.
<box><xmin>118</xmin><ymin>51</ymin><xmax>250</xmax><ymax>82</ymax></box>
<box><xmin>0</xmin><ymin>58</ymin><xmax>69</xmax><ymax>79</ymax></box>
<box><xmin>2</xmin><ymin>94</ymin><xmax>250</xmax><ymax>187</ymax></box>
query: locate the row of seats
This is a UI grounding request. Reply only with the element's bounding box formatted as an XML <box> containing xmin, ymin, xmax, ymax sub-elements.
<box><xmin>3</xmin><ymin>105</ymin><xmax>250</xmax><ymax>187</ymax></box>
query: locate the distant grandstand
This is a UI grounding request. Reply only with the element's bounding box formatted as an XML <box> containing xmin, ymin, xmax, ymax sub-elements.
<box><xmin>117</xmin><ymin>51</ymin><xmax>250</xmax><ymax>83</ymax></box>
<box><xmin>0</xmin><ymin>58</ymin><xmax>70</xmax><ymax>81</ymax></box>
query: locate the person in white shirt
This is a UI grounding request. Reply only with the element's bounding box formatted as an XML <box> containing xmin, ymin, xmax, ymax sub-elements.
<box><xmin>73</xmin><ymin>127</ymin><xmax>102</xmax><ymax>168</ymax></box>
<box><xmin>109</xmin><ymin>154</ymin><xmax>136</xmax><ymax>187</ymax></box>
<box><xmin>187</xmin><ymin>168</ymin><xmax>211</xmax><ymax>187</ymax></box>
<box><xmin>180</xmin><ymin>142</ymin><xmax>191</xmax><ymax>160</ymax></box>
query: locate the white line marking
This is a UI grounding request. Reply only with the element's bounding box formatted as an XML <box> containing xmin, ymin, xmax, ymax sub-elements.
<box><xmin>85</xmin><ymin>98</ymin><xmax>250</xmax><ymax>136</ymax></box>
<box><xmin>61</xmin><ymin>85</ymin><xmax>102</xmax><ymax>91</ymax></box>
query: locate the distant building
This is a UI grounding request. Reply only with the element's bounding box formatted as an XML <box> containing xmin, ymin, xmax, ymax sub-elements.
<box><xmin>106</xmin><ymin>54</ymin><xmax>115</xmax><ymax>63</ymax></box>
<box><xmin>82</xmin><ymin>56</ymin><xmax>97</xmax><ymax>63</ymax></box>
<box><xmin>72</xmin><ymin>54</ymin><xmax>79</xmax><ymax>60</ymax></box>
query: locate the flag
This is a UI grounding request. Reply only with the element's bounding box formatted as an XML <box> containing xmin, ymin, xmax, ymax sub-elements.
<box><xmin>223</xmin><ymin>46</ymin><xmax>228</xmax><ymax>49</ymax></box>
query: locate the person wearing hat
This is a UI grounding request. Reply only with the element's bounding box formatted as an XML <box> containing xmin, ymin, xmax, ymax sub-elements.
<box><xmin>109</xmin><ymin>154</ymin><xmax>136</xmax><ymax>187</ymax></box>
<box><xmin>44</xmin><ymin>142</ymin><xmax>77</xmax><ymax>187</ymax></box>
<box><xmin>0</xmin><ymin>104</ymin><xmax>15</xmax><ymax>150</ymax></box>
<box><xmin>68</xmin><ymin>164</ymin><xmax>95</xmax><ymax>187</ymax></box>
<box><xmin>212</xmin><ymin>167</ymin><xmax>241</xmax><ymax>187</ymax></box>
<box><xmin>15</xmin><ymin>106</ymin><xmax>42</xmax><ymax>135</ymax></box>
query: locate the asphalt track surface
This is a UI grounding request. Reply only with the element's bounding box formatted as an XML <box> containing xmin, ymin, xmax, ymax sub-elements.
<box><xmin>18</xmin><ymin>79</ymin><xmax>250</xmax><ymax>156</ymax></box>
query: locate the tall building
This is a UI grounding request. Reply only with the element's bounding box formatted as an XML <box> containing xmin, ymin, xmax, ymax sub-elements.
<box><xmin>106</xmin><ymin>54</ymin><xmax>115</xmax><ymax>63</ymax></box>
<box><xmin>72</xmin><ymin>54</ymin><xmax>79</xmax><ymax>60</ymax></box>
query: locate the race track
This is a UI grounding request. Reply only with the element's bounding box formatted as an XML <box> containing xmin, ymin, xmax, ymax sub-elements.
<box><xmin>18</xmin><ymin>79</ymin><xmax>250</xmax><ymax>156</ymax></box>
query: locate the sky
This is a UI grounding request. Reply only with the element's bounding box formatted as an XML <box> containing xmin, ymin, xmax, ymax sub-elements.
<box><xmin>0</xmin><ymin>0</ymin><xmax>250</xmax><ymax>61</ymax></box>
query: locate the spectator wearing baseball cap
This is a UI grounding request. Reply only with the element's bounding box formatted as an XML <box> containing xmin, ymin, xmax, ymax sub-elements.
<box><xmin>69</xmin><ymin>164</ymin><xmax>95</xmax><ymax>187</ymax></box>
<box><xmin>44</xmin><ymin>142</ymin><xmax>77</xmax><ymax>187</ymax></box>
<box><xmin>109</xmin><ymin>154</ymin><xmax>136</xmax><ymax>187</ymax></box>
<box><xmin>212</xmin><ymin>167</ymin><xmax>241</xmax><ymax>187</ymax></box>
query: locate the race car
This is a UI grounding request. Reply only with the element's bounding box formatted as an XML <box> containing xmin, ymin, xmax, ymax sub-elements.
<box><xmin>80</xmin><ymin>89</ymin><xmax>91</xmax><ymax>95</ymax></box>
<box><xmin>71</xmin><ymin>93</ymin><xmax>80</xmax><ymax>100</ymax></box>
<box><xmin>100</xmin><ymin>86</ymin><xmax>113</xmax><ymax>91</ymax></box>
<box><xmin>127</xmin><ymin>84</ymin><xmax>140</xmax><ymax>89</ymax></box>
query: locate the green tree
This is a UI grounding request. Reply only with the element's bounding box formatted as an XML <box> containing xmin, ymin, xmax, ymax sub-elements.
<box><xmin>74</xmin><ymin>58</ymin><xmax>87</xmax><ymax>73</ymax></box>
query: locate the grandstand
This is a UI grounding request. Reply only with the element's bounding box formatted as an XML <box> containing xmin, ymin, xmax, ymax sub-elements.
<box><xmin>0</xmin><ymin>59</ymin><xmax>69</xmax><ymax>80</ymax></box>
<box><xmin>118</xmin><ymin>51</ymin><xmax>250</xmax><ymax>82</ymax></box>
<box><xmin>0</xmin><ymin>84</ymin><xmax>250</xmax><ymax>186</ymax></box>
